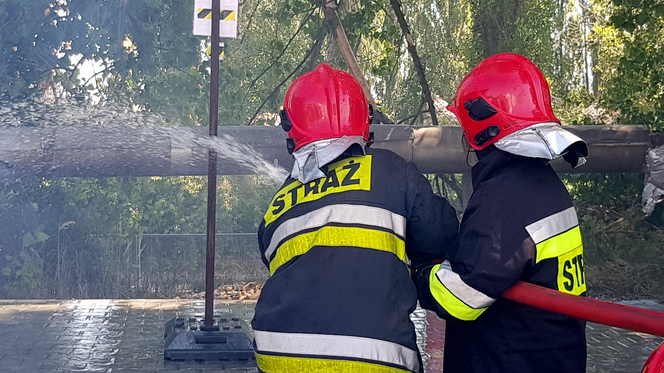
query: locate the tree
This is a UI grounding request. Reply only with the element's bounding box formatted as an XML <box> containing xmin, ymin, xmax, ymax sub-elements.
<box><xmin>2</xmin><ymin>0</ymin><xmax>664</xmax><ymax>300</ymax></box>
<box><xmin>604</xmin><ymin>0</ymin><xmax>664</xmax><ymax>129</ymax></box>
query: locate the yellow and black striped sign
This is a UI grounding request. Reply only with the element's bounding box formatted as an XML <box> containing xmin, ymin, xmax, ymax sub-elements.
<box><xmin>206</xmin><ymin>42</ymin><xmax>226</xmax><ymax>60</ymax></box>
<box><xmin>197</xmin><ymin>8</ymin><xmax>236</xmax><ymax>21</ymax></box>
<box><xmin>193</xmin><ymin>0</ymin><xmax>238</xmax><ymax>38</ymax></box>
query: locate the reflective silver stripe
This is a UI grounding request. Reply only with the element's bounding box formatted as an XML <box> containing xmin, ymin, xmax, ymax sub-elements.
<box><xmin>253</xmin><ymin>330</ymin><xmax>420</xmax><ymax>372</ymax></box>
<box><xmin>435</xmin><ymin>260</ymin><xmax>495</xmax><ymax>309</ymax></box>
<box><xmin>264</xmin><ymin>204</ymin><xmax>407</xmax><ymax>262</ymax></box>
<box><xmin>494</xmin><ymin>122</ymin><xmax>588</xmax><ymax>167</ymax></box>
<box><xmin>525</xmin><ymin>207</ymin><xmax>578</xmax><ymax>244</ymax></box>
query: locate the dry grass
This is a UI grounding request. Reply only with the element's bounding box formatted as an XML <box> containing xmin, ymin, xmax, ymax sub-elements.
<box><xmin>586</xmin><ymin>260</ymin><xmax>664</xmax><ymax>302</ymax></box>
<box><xmin>182</xmin><ymin>282</ymin><xmax>264</xmax><ymax>300</ymax></box>
<box><xmin>575</xmin><ymin>192</ymin><xmax>664</xmax><ymax>303</ymax></box>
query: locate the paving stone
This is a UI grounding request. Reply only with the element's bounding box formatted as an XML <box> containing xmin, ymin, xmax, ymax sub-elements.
<box><xmin>0</xmin><ymin>299</ymin><xmax>661</xmax><ymax>372</ymax></box>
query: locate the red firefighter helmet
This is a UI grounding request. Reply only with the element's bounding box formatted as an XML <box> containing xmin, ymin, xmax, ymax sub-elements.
<box><xmin>447</xmin><ymin>53</ymin><xmax>560</xmax><ymax>150</ymax></box>
<box><xmin>642</xmin><ymin>341</ymin><xmax>664</xmax><ymax>373</ymax></box>
<box><xmin>281</xmin><ymin>63</ymin><xmax>370</xmax><ymax>152</ymax></box>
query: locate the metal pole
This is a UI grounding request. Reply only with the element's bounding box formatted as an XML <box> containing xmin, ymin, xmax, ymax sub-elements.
<box><xmin>204</xmin><ymin>0</ymin><xmax>221</xmax><ymax>327</ymax></box>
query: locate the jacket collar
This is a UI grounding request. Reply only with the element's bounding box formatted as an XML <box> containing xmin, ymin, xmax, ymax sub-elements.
<box><xmin>290</xmin><ymin>136</ymin><xmax>366</xmax><ymax>184</ymax></box>
<box><xmin>471</xmin><ymin>149</ymin><xmax>548</xmax><ymax>190</ymax></box>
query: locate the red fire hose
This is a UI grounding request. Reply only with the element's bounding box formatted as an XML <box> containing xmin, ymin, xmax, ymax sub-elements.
<box><xmin>501</xmin><ymin>281</ymin><xmax>664</xmax><ymax>338</ymax></box>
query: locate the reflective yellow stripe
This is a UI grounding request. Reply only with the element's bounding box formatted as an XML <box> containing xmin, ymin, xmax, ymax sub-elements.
<box><xmin>269</xmin><ymin>226</ymin><xmax>406</xmax><ymax>274</ymax></box>
<box><xmin>253</xmin><ymin>330</ymin><xmax>419</xmax><ymax>371</ymax></box>
<box><xmin>428</xmin><ymin>264</ymin><xmax>488</xmax><ymax>321</ymax></box>
<box><xmin>434</xmin><ymin>260</ymin><xmax>495</xmax><ymax>309</ymax></box>
<box><xmin>535</xmin><ymin>226</ymin><xmax>583</xmax><ymax>263</ymax></box>
<box><xmin>557</xmin><ymin>245</ymin><xmax>586</xmax><ymax>295</ymax></box>
<box><xmin>264</xmin><ymin>204</ymin><xmax>406</xmax><ymax>262</ymax></box>
<box><xmin>256</xmin><ymin>353</ymin><xmax>411</xmax><ymax>373</ymax></box>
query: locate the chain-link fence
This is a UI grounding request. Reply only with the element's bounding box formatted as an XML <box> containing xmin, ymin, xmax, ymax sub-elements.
<box><xmin>133</xmin><ymin>233</ymin><xmax>267</xmax><ymax>298</ymax></box>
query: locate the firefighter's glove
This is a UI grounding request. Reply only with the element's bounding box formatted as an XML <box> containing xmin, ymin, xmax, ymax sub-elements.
<box><xmin>411</xmin><ymin>261</ymin><xmax>438</xmax><ymax>285</ymax></box>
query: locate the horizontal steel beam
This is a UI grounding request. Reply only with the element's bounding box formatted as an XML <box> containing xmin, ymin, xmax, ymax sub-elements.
<box><xmin>0</xmin><ymin>125</ymin><xmax>651</xmax><ymax>179</ymax></box>
<box><xmin>372</xmin><ymin>125</ymin><xmax>651</xmax><ymax>174</ymax></box>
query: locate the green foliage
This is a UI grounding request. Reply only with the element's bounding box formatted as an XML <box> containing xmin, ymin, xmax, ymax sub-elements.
<box><xmin>0</xmin><ymin>0</ymin><xmax>657</xmax><ymax>128</ymax></box>
<box><xmin>356</xmin><ymin>0</ymin><xmax>475</xmax><ymax>123</ymax></box>
<box><xmin>471</xmin><ymin>0</ymin><xmax>526</xmax><ymax>60</ymax></box>
<box><xmin>1</xmin><ymin>0</ymin><xmax>664</xmax><ymax>300</ymax></box>
<box><xmin>0</xmin><ymin>175</ymin><xmax>280</xmax><ymax>298</ymax></box>
<box><xmin>514</xmin><ymin>0</ymin><xmax>557</xmax><ymax>76</ymax></box>
<box><xmin>603</xmin><ymin>0</ymin><xmax>664</xmax><ymax>129</ymax></box>
<box><xmin>22</xmin><ymin>230</ymin><xmax>50</xmax><ymax>248</ymax></box>
<box><xmin>2</xmin><ymin>229</ymin><xmax>48</xmax><ymax>298</ymax></box>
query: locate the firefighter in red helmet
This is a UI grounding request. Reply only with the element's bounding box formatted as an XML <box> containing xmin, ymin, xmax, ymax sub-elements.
<box><xmin>412</xmin><ymin>53</ymin><xmax>589</xmax><ymax>373</ymax></box>
<box><xmin>252</xmin><ymin>63</ymin><xmax>459</xmax><ymax>373</ymax></box>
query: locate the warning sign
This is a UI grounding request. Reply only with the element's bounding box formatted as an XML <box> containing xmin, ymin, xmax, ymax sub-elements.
<box><xmin>206</xmin><ymin>42</ymin><xmax>226</xmax><ymax>61</ymax></box>
<box><xmin>198</xmin><ymin>9</ymin><xmax>235</xmax><ymax>21</ymax></box>
<box><xmin>193</xmin><ymin>0</ymin><xmax>238</xmax><ymax>39</ymax></box>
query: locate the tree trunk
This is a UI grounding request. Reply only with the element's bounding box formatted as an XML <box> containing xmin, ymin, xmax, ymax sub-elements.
<box><xmin>325</xmin><ymin>36</ymin><xmax>340</xmax><ymax>67</ymax></box>
<box><xmin>472</xmin><ymin>0</ymin><xmax>525</xmax><ymax>59</ymax></box>
<box><xmin>310</xmin><ymin>26</ymin><xmax>326</xmax><ymax>70</ymax></box>
<box><xmin>388</xmin><ymin>0</ymin><xmax>439</xmax><ymax>126</ymax></box>
<box><xmin>323</xmin><ymin>0</ymin><xmax>392</xmax><ymax>123</ymax></box>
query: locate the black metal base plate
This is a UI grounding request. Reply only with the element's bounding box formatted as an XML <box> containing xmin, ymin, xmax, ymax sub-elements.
<box><xmin>164</xmin><ymin>316</ymin><xmax>256</xmax><ymax>362</ymax></box>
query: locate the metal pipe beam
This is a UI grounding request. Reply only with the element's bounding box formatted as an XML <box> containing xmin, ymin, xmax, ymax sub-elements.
<box><xmin>0</xmin><ymin>125</ymin><xmax>651</xmax><ymax>179</ymax></box>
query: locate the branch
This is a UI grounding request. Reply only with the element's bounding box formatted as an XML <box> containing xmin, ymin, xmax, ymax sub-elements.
<box><xmin>323</xmin><ymin>2</ymin><xmax>376</xmax><ymax>109</ymax></box>
<box><xmin>389</xmin><ymin>0</ymin><xmax>439</xmax><ymax>126</ymax></box>
<box><xmin>68</xmin><ymin>55</ymin><xmax>87</xmax><ymax>80</ymax></box>
<box><xmin>309</xmin><ymin>24</ymin><xmax>326</xmax><ymax>70</ymax></box>
<box><xmin>434</xmin><ymin>174</ymin><xmax>445</xmax><ymax>197</ymax></box>
<box><xmin>238</xmin><ymin>8</ymin><xmax>316</xmax><ymax>118</ymax></box>
<box><xmin>323</xmin><ymin>1</ymin><xmax>393</xmax><ymax>124</ymax></box>
<box><xmin>437</xmin><ymin>173</ymin><xmax>464</xmax><ymax>210</ymax></box>
<box><xmin>164</xmin><ymin>60</ymin><xmax>199</xmax><ymax>80</ymax></box>
<box><xmin>394</xmin><ymin>110</ymin><xmax>425</xmax><ymax>125</ymax></box>
<box><xmin>82</xmin><ymin>66</ymin><xmax>110</xmax><ymax>87</ymax></box>
<box><xmin>241</xmin><ymin>0</ymin><xmax>266</xmax><ymax>44</ymax></box>
<box><xmin>396</xmin><ymin>99</ymin><xmax>425</xmax><ymax>124</ymax></box>
<box><xmin>409</xmin><ymin>99</ymin><xmax>426</xmax><ymax>126</ymax></box>
<box><xmin>245</xmin><ymin>27</ymin><xmax>327</xmax><ymax>126</ymax></box>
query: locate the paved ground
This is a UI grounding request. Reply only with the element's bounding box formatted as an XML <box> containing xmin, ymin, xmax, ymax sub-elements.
<box><xmin>0</xmin><ymin>299</ymin><xmax>661</xmax><ymax>372</ymax></box>
<box><xmin>0</xmin><ymin>299</ymin><xmax>259</xmax><ymax>372</ymax></box>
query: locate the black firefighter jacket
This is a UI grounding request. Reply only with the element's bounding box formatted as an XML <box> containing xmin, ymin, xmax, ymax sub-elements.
<box><xmin>252</xmin><ymin>147</ymin><xmax>459</xmax><ymax>373</ymax></box>
<box><xmin>414</xmin><ymin>149</ymin><xmax>587</xmax><ymax>373</ymax></box>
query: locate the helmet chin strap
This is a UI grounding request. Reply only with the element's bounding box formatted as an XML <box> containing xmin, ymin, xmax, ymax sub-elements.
<box><xmin>279</xmin><ymin>108</ymin><xmax>292</xmax><ymax>132</ymax></box>
<box><xmin>462</xmin><ymin>135</ymin><xmax>479</xmax><ymax>167</ymax></box>
<box><xmin>465</xmin><ymin>148</ymin><xmax>478</xmax><ymax>167</ymax></box>
<box><xmin>562</xmin><ymin>143</ymin><xmax>588</xmax><ymax>168</ymax></box>
<box><xmin>286</xmin><ymin>138</ymin><xmax>296</xmax><ymax>154</ymax></box>
<box><xmin>474</xmin><ymin>144</ymin><xmax>496</xmax><ymax>161</ymax></box>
